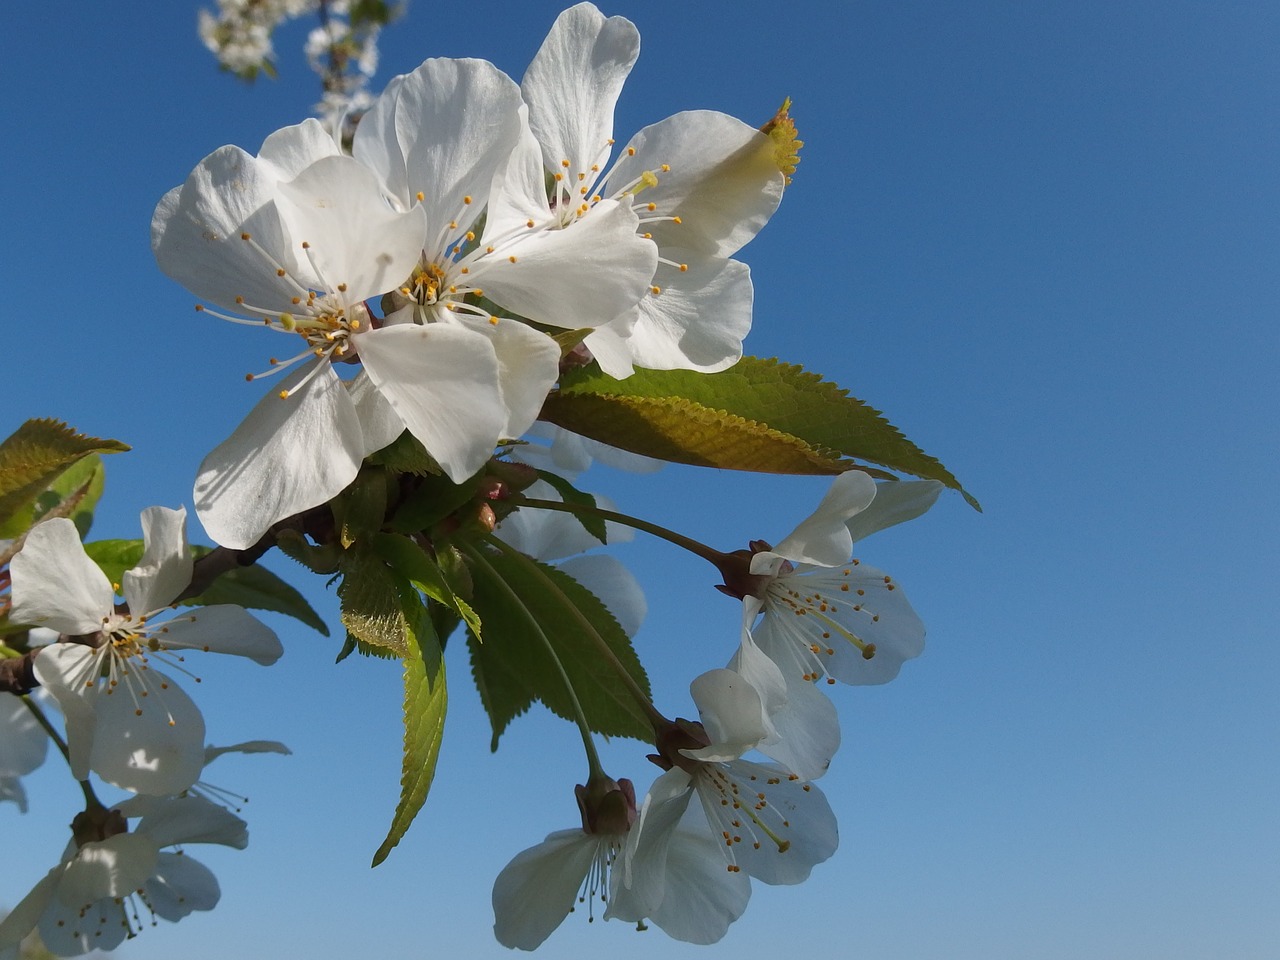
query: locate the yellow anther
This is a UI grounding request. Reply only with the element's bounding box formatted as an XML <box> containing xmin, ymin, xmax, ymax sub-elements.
<box><xmin>466</xmin><ymin>231</ymin><xmax>476</xmax><ymax>242</ymax></box>
<box><xmin>276</xmin><ymin>268</ymin><xmax>286</xmax><ymax>277</ymax></box>
<box><xmin>642</xmin><ymin>232</ymin><xmax>652</xmax><ymax>239</ymax></box>
<box><xmin>508</xmin><ymin>255</ymin><xmax>517</xmax><ymax>263</ymax></box>
<box><xmin>244</xmin><ymin>373</ymin><xmax>253</xmax><ymax>381</ymax></box>
<box><xmin>646</xmin><ymin>202</ymin><xmax>657</xmax><ymax>211</ymax></box>
<box><xmin>526</xmin><ymin>219</ymin><xmax>535</xmax><ymax>228</ymax></box>
<box><xmin>650</xmin><ymin>285</ymin><xmax>662</xmax><ymax>295</ymax></box>
<box><xmin>301</xmin><ymin>241</ymin><xmax>311</xmax><ymax>249</ymax></box>
<box><xmin>400</xmin><ymin>287</ymin><xmax>411</xmax><ymax>295</ymax></box>
<box><xmin>195</xmin><ymin>304</ymin><xmax>205</xmax><ymax>311</ymax></box>
<box><xmin>449</xmin><ymin>220</ymin><xmax>458</xmax><ymax>229</ymax></box>
<box><xmin>672</xmin><ymin>216</ymin><xmax>683</xmax><ymax>224</ymax></box>
<box><xmin>488</xmin><ymin>316</ymin><xmax>499</xmax><ymax>325</ymax></box>
<box><xmin>278</xmin><ymin>390</ymin><xmax>289</xmax><ymax>400</ymax></box>
<box><xmin>627</xmin><ymin>146</ymin><xmax>636</xmax><ymax>156</ymax></box>
<box><xmin>240</xmin><ymin>232</ymin><xmax>252</xmax><ymax>240</ymax></box>
<box><xmin>577</xmin><ymin>172</ymin><xmax>586</xmax><ymax>181</ymax></box>
<box><xmin>661</xmin><ymin>163</ymin><xmax>671</xmax><ymax>172</ymax></box>
<box><xmin>679</xmin><ymin>263</ymin><xmax>688</xmax><ymax>272</ymax></box>
<box><xmin>461</xmin><ymin>267</ymin><xmax>470</xmax><ymax>274</ymax></box>
<box><xmin>580</xmin><ymin>185</ymin><xmax>589</xmax><ymax>195</ymax></box>
<box><xmin>463</xmin><ymin>195</ymin><xmax>473</xmax><ymax>204</ymax></box>
<box><xmin>607</xmin><ymin>138</ymin><xmax>615</xmax><ymax>145</ymax></box>
<box><xmin>561</xmin><ymin>159</ymin><xmax>571</xmax><ymax>168</ymax></box>
<box><xmin>416</xmin><ymin>191</ymin><xmax>425</xmax><ymax>201</ymax></box>
<box><xmin>554</xmin><ymin>173</ymin><xmax>564</xmax><ymax>181</ymax></box>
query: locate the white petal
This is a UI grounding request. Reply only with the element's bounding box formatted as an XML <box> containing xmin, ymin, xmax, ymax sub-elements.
<box><xmin>491</xmin><ymin>828</ymin><xmax>601</xmax><ymax>950</ymax></box>
<box><xmin>522</xmin><ymin>4</ymin><xmax>639</xmax><ymax>175</ymax></box>
<box><xmin>647</xmin><ymin>820</ymin><xmax>751</xmax><ymax>943</ymax></box>
<box><xmin>558</xmin><ymin>555</ymin><xmax>646</xmax><ymax>638</ymax></box>
<box><xmin>356</xmin><ymin>58</ymin><xmax>523</xmax><ymax>230</ymax></box>
<box><xmin>146</xmin><ymin>852</ymin><xmax>220</xmax><ymax>921</ymax></box>
<box><xmin>59</xmin><ymin>834</ymin><xmax>159</xmax><ymax>904</ymax></box>
<box><xmin>137</xmin><ymin>795</ymin><xmax>249</xmax><ymax>849</ymax></box>
<box><xmin>203</xmin><ymin>740</ymin><xmax>292</xmax><ymax>765</ymax></box>
<box><xmin>0</xmin><ymin>776</ymin><xmax>28</xmax><ymax>813</ymax></box>
<box><xmin>619</xmin><ymin>767</ymin><xmax>693</xmax><ymax>916</ymax></box>
<box><xmin>0</xmin><ymin>691</ymin><xmax>49</xmax><ymax>777</ymax></box>
<box><xmin>695</xmin><ymin>759</ymin><xmax>838</xmax><ymax>886</ymax></box>
<box><xmin>685</xmin><ymin>669</ymin><xmax>768</xmax><ymax>760</ymax></box>
<box><xmin>31</xmin><ymin>644</ymin><xmax>99</xmax><ymax>781</ymax></box>
<box><xmin>356</xmin><ymin>323</ymin><xmax>508</xmax><ymax>482</ymax></box>
<box><xmin>195</xmin><ymin>364</ymin><xmax>365</xmax><ymax>549</ymax></box>
<box><xmin>0</xmin><ymin>868</ymin><xmax>58</xmax><ymax>950</ymax></box>
<box><xmin>582</xmin><ymin>312</ymin><xmax>637</xmax><ymax>378</ymax></box>
<box><xmin>734</xmin><ymin>631</ymin><xmax>839</xmax><ymax>780</ymax></box>
<box><xmin>38</xmin><ymin>892</ymin><xmax>131</xmax><ymax>955</ymax></box>
<box><xmin>477</xmin><ymin>200</ymin><xmax>657</xmax><ymax>330</ymax></box>
<box><xmin>610</xmin><ymin>110</ymin><xmax>786</xmax><ymax>258</ymax></box>
<box><xmin>627</xmin><ymin>252</ymin><xmax>752</xmax><ymax>372</ymax></box>
<box><xmin>88</xmin><ymin>669</ymin><xmax>206</xmax><ymax>796</ymax></box>
<box><xmin>151</xmin><ymin>605</ymin><xmax>282</xmax><ymax>666</ymax></box>
<box><xmin>484</xmin><ymin>105</ymin><xmax>554</xmax><ymax>234</ymax></box>
<box><xmin>845</xmin><ymin>479</ymin><xmax>945</xmax><ymax>545</ymax></box>
<box><xmin>345</xmin><ymin>370</ymin><xmax>406</xmax><ymax>457</ymax></box>
<box><xmin>481</xmin><ymin>320</ymin><xmax>563</xmax><ymax>440</ymax></box>
<box><xmin>9</xmin><ymin>519</ymin><xmax>112</xmax><ymax>635</ymax></box>
<box><xmin>122</xmin><ymin>506</ymin><xmax>192</xmax><ymax>615</ymax></box>
<box><xmin>275</xmin><ymin>155</ymin><xmax>428</xmax><ymax>301</ymax></box>
<box><xmin>256</xmin><ymin>118</ymin><xmax>342</xmax><ymax>178</ymax></box>
<box><xmin>759</xmin><ymin>470</ymin><xmax>878</xmax><ymax>570</ymax></box>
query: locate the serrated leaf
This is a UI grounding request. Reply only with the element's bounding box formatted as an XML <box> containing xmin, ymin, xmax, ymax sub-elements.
<box><xmin>83</xmin><ymin>539</ymin><xmax>144</xmax><ymax>587</ymax></box>
<box><xmin>337</xmin><ymin>545</ymin><xmax>409</xmax><ymax>657</ymax></box>
<box><xmin>464</xmin><ymin>546</ymin><xmax>651</xmax><ymax>748</ymax></box>
<box><xmin>372</xmin><ymin>586</ymin><xmax>447</xmax><ymax>866</ymax></box>
<box><xmin>334</xmin><ymin>468</ymin><xmax>390</xmax><ymax>548</ymax></box>
<box><xmin>389</xmin><ymin>473</ymin><xmax>479</xmax><ymax>535</ymax></box>
<box><xmin>274</xmin><ymin>528</ymin><xmax>343</xmax><ymax>574</ymax></box>
<box><xmin>534</xmin><ymin>470</ymin><xmax>607</xmax><ymax>545</ymax></box>
<box><xmin>0</xmin><ymin>420</ymin><xmax>128</xmax><ymax>532</ymax></box>
<box><xmin>367</xmin><ymin>430</ymin><xmax>442</xmax><ymax>477</ymax></box>
<box><xmin>541</xmin><ymin>392</ymin><xmax>849</xmax><ymax>474</ymax></box>
<box><xmin>371</xmin><ymin>533</ymin><xmax>482</xmax><ymax>642</ymax></box>
<box><xmin>552</xmin><ymin>358</ymin><xmax>979</xmax><ymax>509</ymax></box>
<box><xmin>186</xmin><ymin>562</ymin><xmax>330</xmax><ymax>636</ymax></box>
<box><xmin>0</xmin><ymin>454</ymin><xmax>107</xmax><ymax>541</ymax></box>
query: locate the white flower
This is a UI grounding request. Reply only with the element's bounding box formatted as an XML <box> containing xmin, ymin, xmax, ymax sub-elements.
<box><xmin>0</xmin><ymin>795</ymin><xmax>247</xmax><ymax>956</ymax></box>
<box><xmin>0</xmin><ymin>691</ymin><xmax>49</xmax><ymax>813</ymax></box>
<box><xmin>746</xmin><ymin>473</ymin><xmax>942</xmax><ymax>689</ymax></box>
<box><xmin>628</xmin><ymin>669</ymin><xmax>839</xmax><ymax>894</ymax></box>
<box><xmin>519</xmin><ymin>3</ymin><xmax>787</xmax><ymax>376</ymax></box>
<box><xmin>8</xmin><ymin>509</ymin><xmax>282</xmax><ymax>795</ymax></box>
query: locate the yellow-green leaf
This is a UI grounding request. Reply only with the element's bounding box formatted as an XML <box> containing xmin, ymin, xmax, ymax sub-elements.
<box><xmin>0</xmin><ymin>420</ymin><xmax>128</xmax><ymax>533</ymax></box>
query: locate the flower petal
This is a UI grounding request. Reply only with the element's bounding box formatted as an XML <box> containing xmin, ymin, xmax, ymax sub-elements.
<box><xmin>845</xmin><ymin>479</ymin><xmax>945</xmax><ymax>545</ymax></box>
<box><xmin>647</xmin><ymin>818</ymin><xmax>751</xmax><ymax>943</ymax></box>
<box><xmin>558</xmin><ymin>555</ymin><xmax>646</xmax><ymax>638</ymax></box>
<box><xmin>195</xmin><ymin>364</ymin><xmax>365</xmax><ymax>549</ymax></box>
<box><xmin>9</xmin><ymin>519</ymin><xmax>112</xmax><ymax>635</ymax></box>
<box><xmin>88</xmin><ymin>669</ymin><xmax>206</xmax><ymax>796</ymax></box>
<box><xmin>137</xmin><ymin>795</ymin><xmax>249</xmax><ymax>850</ymax></box>
<box><xmin>685</xmin><ymin>668</ymin><xmax>769</xmax><ymax>760</ymax></box>
<box><xmin>31</xmin><ymin>644</ymin><xmax>99</xmax><ymax>781</ymax></box>
<box><xmin>491</xmin><ymin>828</ymin><xmax>601</xmax><ymax>950</ymax></box>
<box><xmin>357</xmin><ymin>322</ymin><xmax>530</xmax><ymax>482</ymax></box>
<box><xmin>146</xmin><ymin>852</ymin><xmax>220</xmax><ymax>921</ymax></box>
<box><xmin>0</xmin><ymin>868</ymin><xmax>58</xmax><ymax>950</ymax></box>
<box><xmin>522</xmin><ymin>3</ymin><xmax>639</xmax><ymax>176</ymax></box>
<box><xmin>151</xmin><ymin>604</ymin><xmax>282</xmax><ymax>665</ymax></box>
<box><xmin>626</xmin><ymin>251</ymin><xmax>752</xmax><ymax>372</ymax></box>
<box><xmin>345</xmin><ymin>370</ymin><xmax>406</xmax><ymax>457</ymax></box>
<box><xmin>610</xmin><ymin>110</ymin><xmax>786</xmax><ymax>258</ymax></box>
<box><xmin>122</xmin><ymin>506</ymin><xmax>192</xmax><ymax>615</ymax></box>
<box><xmin>759</xmin><ymin>470</ymin><xmax>878</xmax><ymax>570</ymax></box>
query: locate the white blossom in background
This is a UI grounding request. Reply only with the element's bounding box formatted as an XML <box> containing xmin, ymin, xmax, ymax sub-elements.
<box><xmin>627</xmin><ymin>668</ymin><xmax>839</xmax><ymax>897</ymax></box>
<box><xmin>519</xmin><ymin>2</ymin><xmax>787</xmax><ymax>377</ymax></box>
<box><xmin>8</xmin><ymin>509</ymin><xmax>282</xmax><ymax>795</ymax></box>
<box><xmin>0</xmin><ymin>795</ymin><xmax>248</xmax><ymax>956</ymax></box>
<box><xmin>0</xmin><ymin>691</ymin><xmax>49</xmax><ymax>813</ymax></box>
<box><xmin>745</xmin><ymin>473</ymin><xmax>941</xmax><ymax>689</ymax></box>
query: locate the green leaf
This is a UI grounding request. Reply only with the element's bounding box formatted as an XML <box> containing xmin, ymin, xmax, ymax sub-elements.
<box><xmin>0</xmin><ymin>420</ymin><xmax>128</xmax><ymax>533</ymax></box>
<box><xmin>337</xmin><ymin>544</ymin><xmax>409</xmax><ymax>657</ymax></box>
<box><xmin>541</xmin><ymin>392</ymin><xmax>850</xmax><ymax>474</ymax></box>
<box><xmin>367</xmin><ymin>430</ymin><xmax>442</xmax><ymax>477</ymax></box>
<box><xmin>465</xmin><ymin>547</ymin><xmax>651</xmax><ymax>749</ymax></box>
<box><xmin>372</xmin><ymin>585</ymin><xmax>447</xmax><ymax>867</ymax></box>
<box><xmin>371</xmin><ymin>533</ymin><xmax>482</xmax><ymax>642</ymax></box>
<box><xmin>551</xmin><ymin>357</ymin><xmax>980</xmax><ymax>509</ymax></box>
<box><xmin>186</xmin><ymin>562</ymin><xmax>330</xmax><ymax>636</ymax></box>
<box><xmin>0</xmin><ymin>454</ymin><xmax>107</xmax><ymax>540</ymax></box>
<box><xmin>333</xmin><ymin>468</ymin><xmax>389</xmax><ymax>548</ymax></box>
<box><xmin>83</xmin><ymin>539</ymin><xmax>144</xmax><ymax>587</ymax></box>
<box><xmin>389</xmin><ymin>473</ymin><xmax>478</xmax><ymax>535</ymax></box>
<box><xmin>533</xmin><ymin>471</ymin><xmax>607</xmax><ymax>545</ymax></box>
<box><xmin>274</xmin><ymin>529</ymin><xmax>343</xmax><ymax>574</ymax></box>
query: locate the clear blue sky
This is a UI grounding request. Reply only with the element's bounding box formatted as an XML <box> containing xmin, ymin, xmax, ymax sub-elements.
<box><xmin>4</xmin><ymin>1</ymin><xmax>1278</xmax><ymax>958</ymax></box>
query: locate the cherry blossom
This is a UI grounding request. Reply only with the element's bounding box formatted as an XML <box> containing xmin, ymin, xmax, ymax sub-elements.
<box><xmin>8</xmin><ymin>509</ymin><xmax>281</xmax><ymax>795</ymax></box>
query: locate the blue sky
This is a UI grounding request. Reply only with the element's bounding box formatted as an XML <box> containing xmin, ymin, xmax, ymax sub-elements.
<box><xmin>4</xmin><ymin>1</ymin><xmax>1278</xmax><ymax>958</ymax></box>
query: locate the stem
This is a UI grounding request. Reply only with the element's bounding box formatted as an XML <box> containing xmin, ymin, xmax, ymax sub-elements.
<box><xmin>516</xmin><ymin>497</ymin><xmax>728</xmax><ymax>567</ymax></box>
<box><xmin>459</xmin><ymin>541</ymin><xmax>605</xmax><ymax>778</ymax></box>
<box><xmin>22</xmin><ymin>695</ymin><xmax>101</xmax><ymax>809</ymax></box>
<box><xmin>484</xmin><ymin>535</ymin><xmax>669</xmax><ymax>731</ymax></box>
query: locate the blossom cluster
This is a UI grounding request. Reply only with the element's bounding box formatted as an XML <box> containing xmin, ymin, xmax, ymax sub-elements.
<box><xmin>0</xmin><ymin>2</ymin><xmax>962</xmax><ymax>954</ymax></box>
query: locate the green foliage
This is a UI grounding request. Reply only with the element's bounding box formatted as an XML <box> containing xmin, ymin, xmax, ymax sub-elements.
<box><xmin>389</xmin><ymin>472</ymin><xmax>480</xmax><ymax>535</ymax></box>
<box><xmin>0</xmin><ymin>420</ymin><xmax>128</xmax><ymax>535</ymax></box>
<box><xmin>366</xmin><ymin>430</ymin><xmax>442</xmax><ymax>477</ymax></box>
<box><xmin>337</xmin><ymin>543</ymin><xmax>410</xmax><ymax>657</ymax></box>
<box><xmin>371</xmin><ymin>584</ymin><xmax>447</xmax><ymax>866</ymax></box>
<box><xmin>371</xmin><ymin>533</ymin><xmax>482</xmax><ymax>642</ymax></box>
<box><xmin>548</xmin><ymin>357</ymin><xmax>980</xmax><ymax>509</ymax></box>
<box><xmin>0</xmin><ymin>454</ymin><xmax>106</xmax><ymax>540</ymax></box>
<box><xmin>465</xmin><ymin>546</ymin><xmax>652</xmax><ymax>750</ymax></box>
<box><xmin>533</xmin><ymin>471</ymin><xmax>607</xmax><ymax>545</ymax></box>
